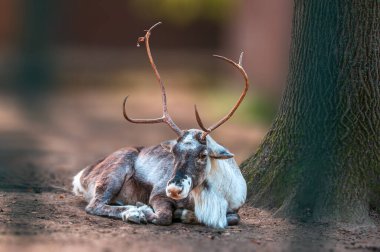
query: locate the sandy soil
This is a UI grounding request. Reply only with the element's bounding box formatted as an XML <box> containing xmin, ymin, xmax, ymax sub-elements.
<box><xmin>0</xmin><ymin>91</ymin><xmax>379</xmax><ymax>252</ymax></box>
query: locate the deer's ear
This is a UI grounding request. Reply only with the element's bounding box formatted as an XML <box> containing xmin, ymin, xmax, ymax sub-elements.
<box><xmin>161</xmin><ymin>140</ymin><xmax>177</xmax><ymax>152</ymax></box>
<box><xmin>206</xmin><ymin>136</ymin><xmax>234</xmax><ymax>159</ymax></box>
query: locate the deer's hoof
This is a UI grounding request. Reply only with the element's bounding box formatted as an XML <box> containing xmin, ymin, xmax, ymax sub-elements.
<box><xmin>121</xmin><ymin>208</ymin><xmax>147</xmax><ymax>224</ymax></box>
<box><xmin>151</xmin><ymin>214</ymin><xmax>172</xmax><ymax>226</ymax></box>
<box><xmin>226</xmin><ymin>213</ymin><xmax>240</xmax><ymax>226</ymax></box>
<box><xmin>137</xmin><ymin>204</ymin><xmax>155</xmax><ymax>217</ymax></box>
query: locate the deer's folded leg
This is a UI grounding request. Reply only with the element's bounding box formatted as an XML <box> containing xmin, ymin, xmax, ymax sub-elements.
<box><xmin>149</xmin><ymin>195</ymin><xmax>174</xmax><ymax>226</ymax></box>
<box><xmin>173</xmin><ymin>209</ymin><xmax>199</xmax><ymax>224</ymax></box>
<box><xmin>85</xmin><ymin>164</ymin><xmax>133</xmax><ymax>219</ymax></box>
<box><xmin>86</xmin><ymin>199</ymin><xmax>133</xmax><ymax>219</ymax></box>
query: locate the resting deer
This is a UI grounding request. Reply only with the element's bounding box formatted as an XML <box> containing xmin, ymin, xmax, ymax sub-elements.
<box><xmin>72</xmin><ymin>22</ymin><xmax>249</xmax><ymax>229</ymax></box>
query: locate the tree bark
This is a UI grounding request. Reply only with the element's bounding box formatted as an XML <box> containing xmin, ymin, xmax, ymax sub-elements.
<box><xmin>241</xmin><ymin>0</ymin><xmax>380</xmax><ymax>224</ymax></box>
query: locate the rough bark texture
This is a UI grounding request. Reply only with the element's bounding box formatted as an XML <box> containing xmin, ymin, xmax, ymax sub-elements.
<box><xmin>241</xmin><ymin>0</ymin><xmax>380</xmax><ymax>224</ymax></box>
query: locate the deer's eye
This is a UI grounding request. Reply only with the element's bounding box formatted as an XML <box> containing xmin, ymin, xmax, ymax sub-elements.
<box><xmin>199</xmin><ymin>151</ymin><xmax>208</xmax><ymax>159</ymax></box>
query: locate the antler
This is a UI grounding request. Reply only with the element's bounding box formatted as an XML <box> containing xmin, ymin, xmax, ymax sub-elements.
<box><xmin>123</xmin><ymin>22</ymin><xmax>183</xmax><ymax>136</ymax></box>
<box><xmin>195</xmin><ymin>52</ymin><xmax>249</xmax><ymax>139</ymax></box>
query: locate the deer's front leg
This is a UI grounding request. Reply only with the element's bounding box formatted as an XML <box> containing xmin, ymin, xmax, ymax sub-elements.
<box><xmin>173</xmin><ymin>209</ymin><xmax>198</xmax><ymax>224</ymax></box>
<box><xmin>148</xmin><ymin>194</ymin><xmax>174</xmax><ymax>226</ymax></box>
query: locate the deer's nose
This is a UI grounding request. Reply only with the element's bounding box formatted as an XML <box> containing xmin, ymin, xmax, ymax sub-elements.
<box><xmin>166</xmin><ymin>183</ymin><xmax>184</xmax><ymax>198</ymax></box>
<box><xmin>168</xmin><ymin>187</ymin><xmax>183</xmax><ymax>196</ymax></box>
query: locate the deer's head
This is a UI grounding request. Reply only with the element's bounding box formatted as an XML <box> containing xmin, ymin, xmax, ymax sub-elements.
<box><xmin>123</xmin><ymin>22</ymin><xmax>249</xmax><ymax>200</ymax></box>
<box><xmin>162</xmin><ymin>129</ymin><xmax>235</xmax><ymax>199</ymax></box>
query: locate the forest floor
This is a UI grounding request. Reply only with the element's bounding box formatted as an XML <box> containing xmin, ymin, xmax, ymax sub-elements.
<box><xmin>0</xmin><ymin>86</ymin><xmax>379</xmax><ymax>252</ymax></box>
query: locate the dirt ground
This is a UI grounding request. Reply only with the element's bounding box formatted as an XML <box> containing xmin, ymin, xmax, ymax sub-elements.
<box><xmin>0</xmin><ymin>89</ymin><xmax>379</xmax><ymax>252</ymax></box>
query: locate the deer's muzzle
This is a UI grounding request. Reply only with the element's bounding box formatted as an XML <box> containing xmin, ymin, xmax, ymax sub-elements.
<box><xmin>166</xmin><ymin>175</ymin><xmax>192</xmax><ymax>200</ymax></box>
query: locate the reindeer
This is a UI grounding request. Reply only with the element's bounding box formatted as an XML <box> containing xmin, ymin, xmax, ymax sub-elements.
<box><xmin>72</xmin><ymin>22</ymin><xmax>249</xmax><ymax>229</ymax></box>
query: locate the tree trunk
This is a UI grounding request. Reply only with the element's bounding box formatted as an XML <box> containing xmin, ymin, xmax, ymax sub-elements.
<box><xmin>241</xmin><ymin>0</ymin><xmax>380</xmax><ymax>224</ymax></box>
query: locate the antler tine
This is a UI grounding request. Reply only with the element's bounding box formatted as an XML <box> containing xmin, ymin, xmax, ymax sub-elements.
<box><xmin>194</xmin><ymin>104</ymin><xmax>209</xmax><ymax>132</ymax></box>
<box><xmin>123</xmin><ymin>22</ymin><xmax>183</xmax><ymax>136</ymax></box>
<box><xmin>123</xmin><ymin>96</ymin><xmax>164</xmax><ymax>124</ymax></box>
<box><xmin>195</xmin><ymin>52</ymin><xmax>249</xmax><ymax>139</ymax></box>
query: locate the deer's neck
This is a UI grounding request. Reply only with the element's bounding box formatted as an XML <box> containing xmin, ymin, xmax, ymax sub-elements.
<box><xmin>191</xmin><ymin>158</ymin><xmax>246</xmax><ymax>229</ymax></box>
<box><xmin>191</xmin><ymin>180</ymin><xmax>228</xmax><ymax>229</ymax></box>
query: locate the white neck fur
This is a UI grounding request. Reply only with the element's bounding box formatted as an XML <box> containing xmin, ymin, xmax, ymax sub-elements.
<box><xmin>191</xmin><ymin>157</ymin><xmax>247</xmax><ymax>229</ymax></box>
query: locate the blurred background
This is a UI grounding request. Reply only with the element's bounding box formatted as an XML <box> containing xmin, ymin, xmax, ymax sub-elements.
<box><xmin>0</xmin><ymin>0</ymin><xmax>292</xmax><ymax>190</ymax></box>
